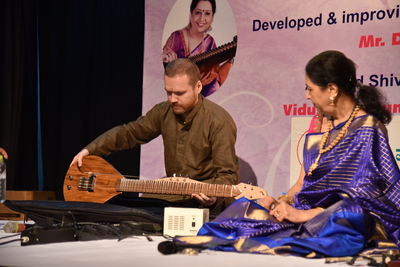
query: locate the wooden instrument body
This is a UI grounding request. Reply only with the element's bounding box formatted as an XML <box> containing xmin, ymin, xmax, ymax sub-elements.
<box><xmin>64</xmin><ymin>155</ymin><xmax>267</xmax><ymax>203</ymax></box>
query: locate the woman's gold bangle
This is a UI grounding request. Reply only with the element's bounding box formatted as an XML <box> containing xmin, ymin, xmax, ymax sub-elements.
<box><xmin>316</xmin><ymin>207</ymin><xmax>325</xmax><ymax>212</ymax></box>
<box><xmin>276</xmin><ymin>194</ymin><xmax>294</xmax><ymax>205</ymax></box>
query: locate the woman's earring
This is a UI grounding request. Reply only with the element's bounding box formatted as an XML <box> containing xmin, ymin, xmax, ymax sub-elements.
<box><xmin>329</xmin><ymin>96</ymin><xmax>335</xmax><ymax>106</ymax></box>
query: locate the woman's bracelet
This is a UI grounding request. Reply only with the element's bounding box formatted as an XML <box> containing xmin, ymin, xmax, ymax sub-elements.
<box><xmin>316</xmin><ymin>207</ymin><xmax>325</xmax><ymax>212</ymax></box>
<box><xmin>276</xmin><ymin>194</ymin><xmax>294</xmax><ymax>205</ymax></box>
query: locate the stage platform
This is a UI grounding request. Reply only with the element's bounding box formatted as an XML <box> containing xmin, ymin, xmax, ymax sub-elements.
<box><xmin>0</xmin><ymin>220</ymin><xmax>365</xmax><ymax>267</ymax></box>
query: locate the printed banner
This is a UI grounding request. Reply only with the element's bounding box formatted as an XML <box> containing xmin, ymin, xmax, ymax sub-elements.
<box><xmin>143</xmin><ymin>0</ymin><xmax>400</xmax><ymax>196</ymax></box>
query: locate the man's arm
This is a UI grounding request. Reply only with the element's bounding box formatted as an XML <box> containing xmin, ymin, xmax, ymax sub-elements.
<box><xmin>70</xmin><ymin>104</ymin><xmax>164</xmax><ymax>166</ymax></box>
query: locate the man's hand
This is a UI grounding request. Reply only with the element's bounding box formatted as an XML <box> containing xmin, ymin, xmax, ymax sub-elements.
<box><xmin>70</xmin><ymin>149</ymin><xmax>90</xmax><ymax>167</ymax></box>
<box><xmin>191</xmin><ymin>193</ymin><xmax>217</xmax><ymax>207</ymax></box>
<box><xmin>0</xmin><ymin>148</ymin><xmax>8</xmax><ymax>159</ymax></box>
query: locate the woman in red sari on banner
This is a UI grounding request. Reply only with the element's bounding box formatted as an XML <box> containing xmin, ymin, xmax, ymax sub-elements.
<box><xmin>172</xmin><ymin>50</ymin><xmax>400</xmax><ymax>258</ymax></box>
<box><xmin>162</xmin><ymin>0</ymin><xmax>233</xmax><ymax>97</ymax></box>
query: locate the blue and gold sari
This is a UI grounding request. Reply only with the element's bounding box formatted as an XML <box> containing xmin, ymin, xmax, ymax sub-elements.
<box><xmin>174</xmin><ymin>115</ymin><xmax>400</xmax><ymax>257</ymax></box>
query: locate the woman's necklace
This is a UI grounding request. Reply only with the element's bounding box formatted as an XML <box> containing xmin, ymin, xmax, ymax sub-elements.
<box><xmin>187</xmin><ymin>28</ymin><xmax>204</xmax><ymax>57</ymax></box>
<box><xmin>187</xmin><ymin>28</ymin><xmax>192</xmax><ymax>56</ymax></box>
<box><xmin>307</xmin><ymin>104</ymin><xmax>361</xmax><ymax>176</ymax></box>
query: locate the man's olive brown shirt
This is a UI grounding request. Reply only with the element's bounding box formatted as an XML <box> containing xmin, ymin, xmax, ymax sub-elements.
<box><xmin>85</xmin><ymin>95</ymin><xmax>239</xmax><ymax>207</ymax></box>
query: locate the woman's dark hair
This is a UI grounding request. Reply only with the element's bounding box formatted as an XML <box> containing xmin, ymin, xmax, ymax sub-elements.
<box><xmin>190</xmin><ymin>0</ymin><xmax>216</xmax><ymax>14</ymax></box>
<box><xmin>305</xmin><ymin>50</ymin><xmax>392</xmax><ymax>124</ymax></box>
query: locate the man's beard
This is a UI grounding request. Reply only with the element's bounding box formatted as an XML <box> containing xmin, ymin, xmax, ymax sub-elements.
<box><xmin>171</xmin><ymin>104</ymin><xmax>186</xmax><ymax>115</ymax></box>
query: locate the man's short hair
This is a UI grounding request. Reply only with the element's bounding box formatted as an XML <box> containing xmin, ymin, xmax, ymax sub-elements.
<box><xmin>164</xmin><ymin>58</ymin><xmax>201</xmax><ymax>88</ymax></box>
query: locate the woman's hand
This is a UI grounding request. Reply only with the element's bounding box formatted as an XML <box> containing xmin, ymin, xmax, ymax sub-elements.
<box><xmin>162</xmin><ymin>47</ymin><xmax>178</xmax><ymax>63</ymax></box>
<box><xmin>259</xmin><ymin>196</ymin><xmax>277</xmax><ymax>210</ymax></box>
<box><xmin>270</xmin><ymin>201</ymin><xmax>322</xmax><ymax>223</ymax></box>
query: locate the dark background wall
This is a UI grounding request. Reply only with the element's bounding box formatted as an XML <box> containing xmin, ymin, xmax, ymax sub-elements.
<box><xmin>0</xmin><ymin>0</ymin><xmax>144</xmax><ymax>199</ymax></box>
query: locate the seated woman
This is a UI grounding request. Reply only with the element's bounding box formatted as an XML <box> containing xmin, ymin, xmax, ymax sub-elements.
<box><xmin>172</xmin><ymin>50</ymin><xmax>400</xmax><ymax>257</ymax></box>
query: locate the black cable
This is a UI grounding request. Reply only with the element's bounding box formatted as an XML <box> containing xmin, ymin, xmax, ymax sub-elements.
<box><xmin>0</xmin><ymin>233</ymin><xmax>20</xmax><ymax>240</ymax></box>
<box><xmin>66</xmin><ymin>211</ymin><xmax>77</xmax><ymax>228</ymax></box>
<box><xmin>0</xmin><ymin>238</ymin><xmax>22</xmax><ymax>246</ymax></box>
<box><xmin>76</xmin><ymin>222</ymin><xmax>125</xmax><ymax>241</ymax></box>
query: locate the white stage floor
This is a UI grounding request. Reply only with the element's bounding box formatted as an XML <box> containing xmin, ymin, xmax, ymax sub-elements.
<box><xmin>0</xmin><ymin>220</ymin><xmax>360</xmax><ymax>267</ymax></box>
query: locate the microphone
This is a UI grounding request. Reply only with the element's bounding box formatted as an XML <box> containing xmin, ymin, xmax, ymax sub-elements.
<box><xmin>157</xmin><ymin>240</ymin><xmax>207</xmax><ymax>255</ymax></box>
<box><xmin>3</xmin><ymin>222</ymin><xmax>26</xmax><ymax>233</ymax></box>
